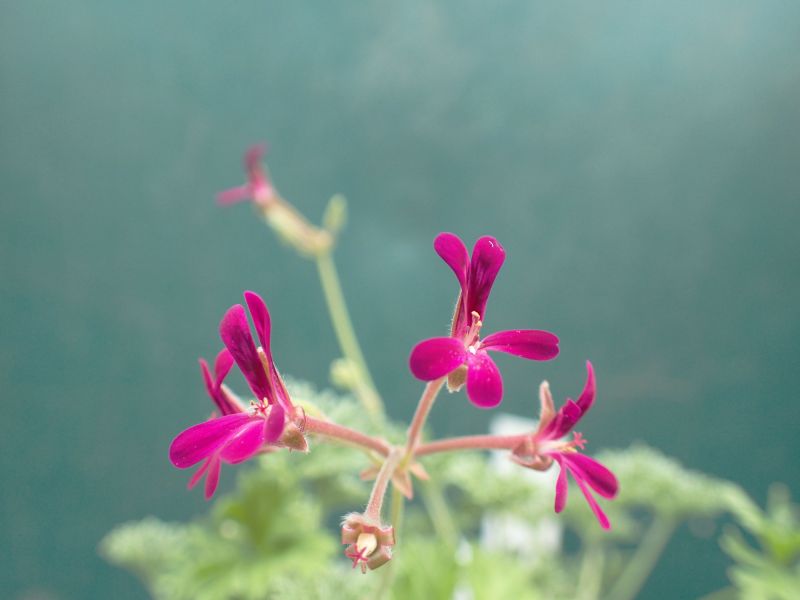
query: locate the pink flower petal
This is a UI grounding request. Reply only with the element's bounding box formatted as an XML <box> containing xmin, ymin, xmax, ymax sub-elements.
<box><xmin>409</xmin><ymin>337</ymin><xmax>467</xmax><ymax>380</ymax></box>
<box><xmin>577</xmin><ymin>360</ymin><xmax>595</xmax><ymax>413</ymax></box>
<box><xmin>214</xmin><ymin>349</ymin><xmax>235</xmax><ymax>384</ymax></box>
<box><xmin>481</xmin><ymin>329</ymin><xmax>560</xmax><ymax>361</ymax></box>
<box><xmin>465</xmin><ymin>351</ymin><xmax>503</xmax><ymax>408</ymax></box>
<box><xmin>554</xmin><ymin>457</ymin><xmax>569</xmax><ymax>513</ymax></box>
<box><xmin>434</xmin><ymin>232</ymin><xmax>469</xmax><ymax>293</ymax></box>
<box><xmin>563</xmin><ymin>453</ymin><xmax>618</xmax><ymax>499</ymax></box>
<box><xmin>169</xmin><ymin>413</ymin><xmax>254</xmax><ymax>468</ymax></box>
<box><xmin>199</xmin><ymin>358</ymin><xmax>216</xmax><ymax>401</ymax></box>
<box><xmin>567</xmin><ymin>463</ymin><xmax>611</xmax><ymax>530</ymax></box>
<box><xmin>541</xmin><ymin>399</ymin><xmax>583</xmax><ymax>439</ymax></box>
<box><xmin>243</xmin><ymin>291</ymin><xmax>272</xmax><ymax>352</ymax></box>
<box><xmin>217</xmin><ymin>185</ymin><xmax>253</xmax><ymax>205</ymax></box>
<box><xmin>466</xmin><ymin>236</ymin><xmax>505</xmax><ymax>320</ymax></box>
<box><xmin>242</xmin><ymin>291</ymin><xmax>294</xmax><ymax>412</ymax></box>
<box><xmin>220</xmin><ymin>418</ymin><xmax>266</xmax><ymax>464</ymax></box>
<box><xmin>204</xmin><ymin>455</ymin><xmax>222</xmax><ymax>500</ymax></box>
<box><xmin>219</xmin><ymin>303</ymin><xmax>271</xmax><ymax>402</ymax></box>
<box><xmin>265</xmin><ymin>404</ymin><xmax>285</xmax><ymax>443</ymax></box>
<box><xmin>200</xmin><ymin>351</ymin><xmax>239</xmax><ymax>415</ymax></box>
<box><xmin>187</xmin><ymin>457</ymin><xmax>211</xmax><ymax>490</ymax></box>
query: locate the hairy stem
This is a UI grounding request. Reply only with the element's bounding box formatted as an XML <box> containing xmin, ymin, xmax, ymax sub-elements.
<box><xmin>304</xmin><ymin>416</ymin><xmax>391</xmax><ymax>456</ymax></box>
<box><xmin>414</xmin><ymin>433</ymin><xmax>528</xmax><ymax>457</ymax></box>
<box><xmin>365</xmin><ymin>449</ymin><xmax>402</xmax><ymax>522</ymax></box>
<box><xmin>606</xmin><ymin>516</ymin><xmax>676</xmax><ymax>600</ymax></box>
<box><xmin>404</xmin><ymin>378</ymin><xmax>446</xmax><ymax>460</ymax></box>
<box><xmin>373</xmin><ymin>487</ymin><xmax>404</xmax><ymax>600</ymax></box>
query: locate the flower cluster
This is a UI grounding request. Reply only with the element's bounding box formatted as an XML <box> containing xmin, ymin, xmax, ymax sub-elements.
<box><xmin>168</xmin><ymin>145</ymin><xmax>619</xmax><ymax>574</ymax></box>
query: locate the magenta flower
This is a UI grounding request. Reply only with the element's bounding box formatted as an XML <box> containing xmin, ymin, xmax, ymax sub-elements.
<box><xmin>512</xmin><ymin>361</ymin><xmax>619</xmax><ymax>529</ymax></box>
<box><xmin>408</xmin><ymin>233</ymin><xmax>559</xmax><ymax>408</ymax></box>
<box><xmin>169</xmin><ymin>291</ymin><xmax>295</xmax><ymax>499</ymax></box>
<box><xmin>217</xmin><ymin>144</ymin><xmax>276</xmax><ymax>206</ymax></box>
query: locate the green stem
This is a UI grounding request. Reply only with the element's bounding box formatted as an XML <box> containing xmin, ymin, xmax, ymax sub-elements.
<box><xmin>315</xmin><ymin>251</ymin><xmax>384</xmax><ymax>421</ymax></box>
<box><xmin>575</xmin><ymin>538</ymin><xmax>605</xmax><ymax>600</ymax></box>
<box><xmin>606</xmin><ymin>517</ymin><xmax>676</xmax><ymax>600</ymax></box>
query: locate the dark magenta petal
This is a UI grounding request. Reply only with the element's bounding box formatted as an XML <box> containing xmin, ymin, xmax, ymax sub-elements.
<box><xmin>481</xmin><ymin>329</ymin><xmax>560</xmax><ymax>361</ymax></box>
<box><xmin>219</xmin><ymin>303</ymin><xmax>271</xmax><ymax>401</ymax></box>
<box><xmin>265</xmin><ymin>404</ymin><xmax>285</xmax><ymax>443</ymax></box>
<box><xmin>214</xmin><ymin>349</ymin><xmax>235</xmax><ymax>385</ymax></box>
<box><xmin>567</xmin><ymin>462</ymin><xmax>611</xmax><ymax>529</ymax></box>
<box><xmin>577</xmin><ymin>360</ymin><xmax>596</xmax><ymax>413</ymax></box>
<box><xmin>199</xmin><ymin>358</ymin><xmax>216</xmax><ymax>401</ymax></box>
<box><xmin>243</xmin><ymin>291</ymin><xmax>294</xmax><ymax>411</ymax></box>
<box><xmin>243</xmin><ymin>291</ymin><xmax>272</xmax><ymax>353</ymax></box>
<box><xmin>204</xmin><ymin>455</ymin><xmax>222</xmax><ymax>500</ymax></box>
<box><xmin>434</xmin><ymin>232</ymin><xmax>469</xmax><ymax>293</ymax></box>
<box><xmin>409</xmin><ymin>337</ymin><xmax>467</xmax><ymax>380</ymax></box>
<box><xmin>466</xmin><ymin>236</ymin><xmax>505</xmax><ymax>320</ymax></box>
<box><xmin>465</xmin><ymin>351</ymin><xmax>503</xmax><ymax>408</ymax></box>
<box><xmin>554</xmin><ymin>457</ymin><xmax>569</xmax><ymax>513</ymax></box>
<box><xmin>563</xmin><ymin>453</ymin><xmax>618</xmax><ymax>499</ymax></box>
<box><xmin>542</xmin><ymin>399</ymin><xmax>584</xmax><ymax>439</ymax></box>
<box><xmin>169</xmin><ymin>413</ymin><xmax>254</xmax><ymax>468</ymax></box>
<box><xmin>200</xmin><ymin>358</ymin><xmax>232</xmax><ymax>415</ymax></box>
<box><xmin>220</xmin><ymin>418</ymin><xmax>266</xmax><ymax>464</ymax></box>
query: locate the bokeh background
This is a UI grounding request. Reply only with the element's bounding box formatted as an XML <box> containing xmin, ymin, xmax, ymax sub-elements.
<box><xmin>2</xmin><ymin>1</ymin><xmax>799</xmax><ymax>598</ymax></box>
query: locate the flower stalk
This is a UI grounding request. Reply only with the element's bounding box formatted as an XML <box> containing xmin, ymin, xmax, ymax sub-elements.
<box><xmin>304</xmin><ymin>416</ymin><xmax>391</xmax><ymax>456</ymax></box>
<box><xmin>414</xmin><ymin>433</ymin><xmax>528</xmax><ymax>456</ymax></box>
<box><xmin>403</xmin><ymin>377</ymin><xmax>446</xmax><ymax>461</ymax></box>
<box><xmin>315</xmin><ymin>251</ymin><xmax>385</xmax><ymax>422</ymax></box>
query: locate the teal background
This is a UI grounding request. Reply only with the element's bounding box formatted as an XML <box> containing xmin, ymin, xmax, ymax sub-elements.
<box><xmin>2</xmin><ymin>1</ymin><xmax>799</xmax><ymax>598</ymax></box>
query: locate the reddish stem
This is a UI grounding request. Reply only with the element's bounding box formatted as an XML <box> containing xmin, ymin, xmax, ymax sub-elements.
<box><xmin>404</xmin><ymin>377</ymin><xmax>446</xmax><ymax>459</ymax></box>
<box><xmin>365</xmin><ymin>448</ymin><xmax>402</xmax><ymax>522</ymax></box>
<box><xmin>414</xmin><ymin>433</ymin><xmax>528</xmax><ymax>457</ymax></box>
<box><xmin>304</xmin><ymin>416</ymin><xmax>391</xmax><ymax>456</ymax></box>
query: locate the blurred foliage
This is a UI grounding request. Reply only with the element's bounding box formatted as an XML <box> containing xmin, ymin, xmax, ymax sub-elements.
<box><xmin>700</xmin><ymin>485</ymin><xmax>800</xmax><ymax>600</ymax></box>
<box><xmin>102</xmin><ymin>383</ymin><xmax>800</xmax><ymax>599</ymax></box>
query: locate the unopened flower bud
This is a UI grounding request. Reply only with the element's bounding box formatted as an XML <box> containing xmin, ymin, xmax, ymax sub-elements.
<box><xmin>323</xmin><ymin>194</ymin><xmax>347</xmax><ymax>235</ymax></box>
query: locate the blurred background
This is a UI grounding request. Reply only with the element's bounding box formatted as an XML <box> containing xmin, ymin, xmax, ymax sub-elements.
<box><xmin>2</xmin><ymin>1</ymin><xmax>799</xmax><ymax>598</ymax></box>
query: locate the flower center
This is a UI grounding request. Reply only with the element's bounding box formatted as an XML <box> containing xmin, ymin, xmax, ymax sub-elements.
<box><xmin>346</xmin><ymin>533</ymin><xmax>378</xmax><ymax>570</ymax></box>
<box><xmin>544</xmin><ymin>431</ymin><xmax>587</xmax><ymax>454</ymax></box>
<box><xmin>356</xmin><ymin>532</ymin><xmax>377</xmax><ymax>557</ymax></box>
<box><xmin>464</xmin><ymin>310</ymin><xmax>483</xmax><ymax>348</ymax></box>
